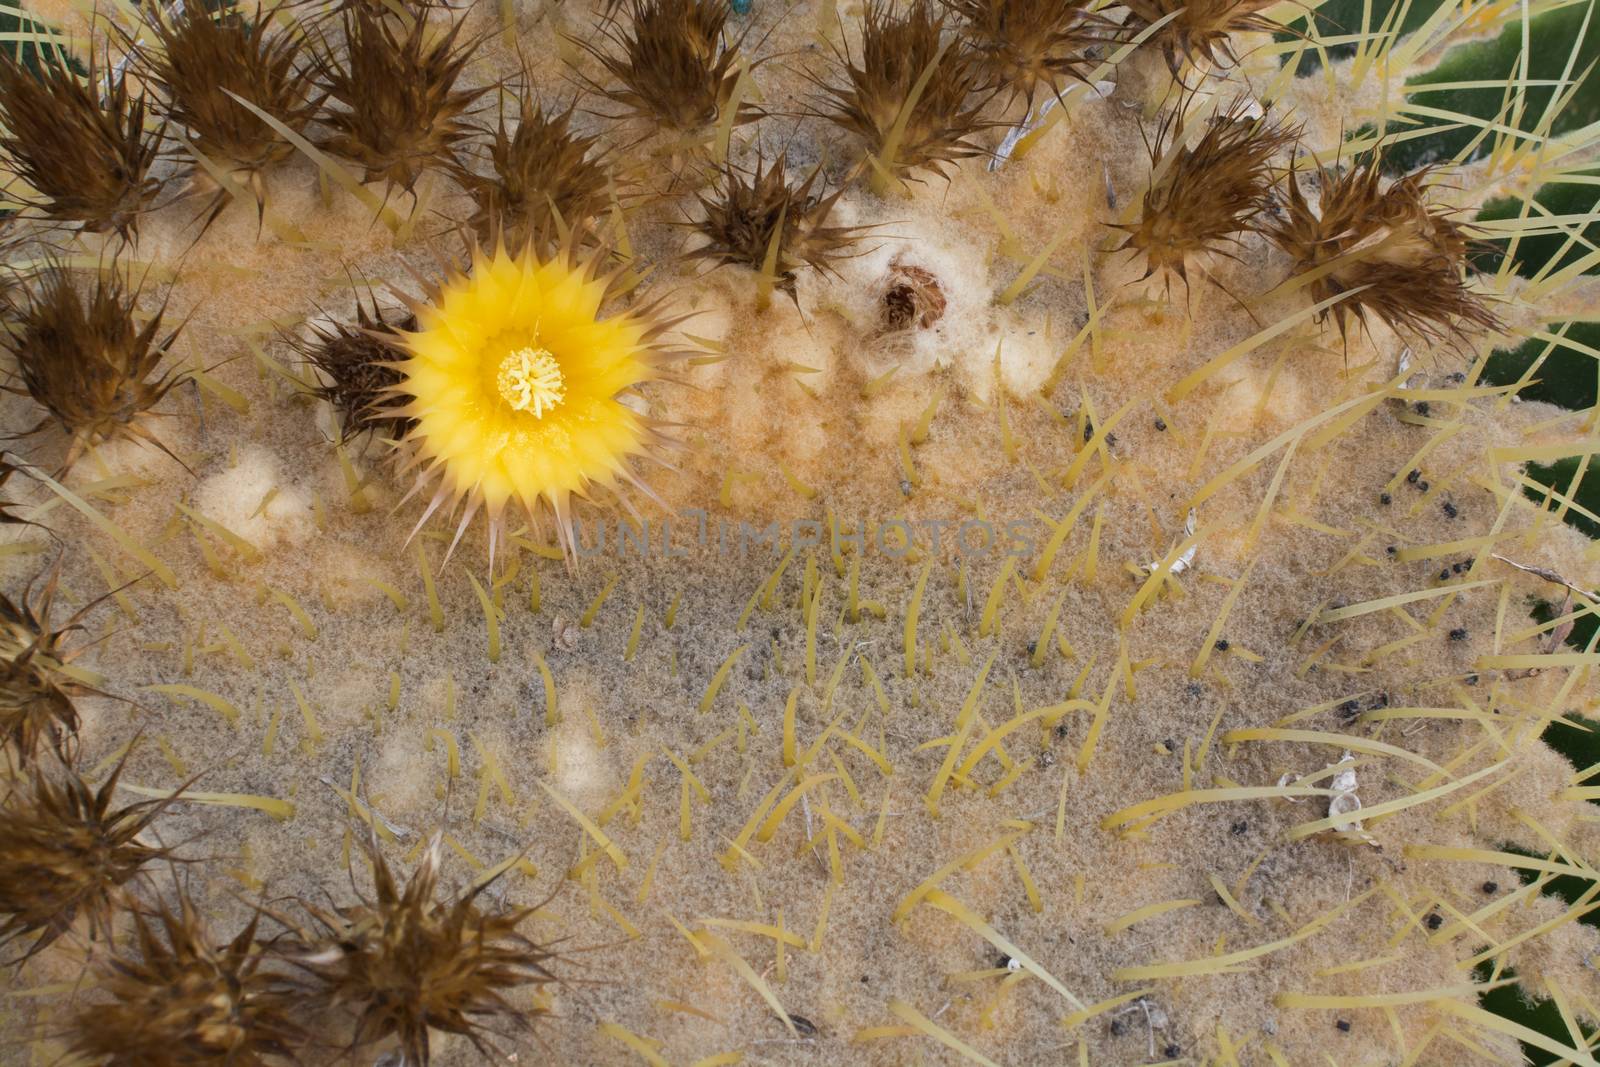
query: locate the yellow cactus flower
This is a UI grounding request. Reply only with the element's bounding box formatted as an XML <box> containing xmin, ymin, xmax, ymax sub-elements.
<box><xmin>393</xmin><ymin>240</ymin><xmax>673</xmax><ymax>558</ymax></box>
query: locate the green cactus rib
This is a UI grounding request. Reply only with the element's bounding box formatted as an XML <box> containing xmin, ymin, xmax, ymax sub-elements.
<box><xmin>1478</xmin><ymin>174</ymin><xmax>1600</xmax><ymax>278</ymax></box>
<box><xmin>1523</xmin><ymin>455</ymin><xmax>1600</xmax><ymax>539</ymax></box>
<box><xmin>1387</xmin><ymin>1</ymin><xmax>1600</xmax><ymax>172</ymax></box>
<box><xmin>1484</xmin><ymin>322</ymin><xmax>1600</xmax><ymax>410</ymax></box>
<box><xmin>0</xmin><ymin>0</ymin><xmax>81</xmax><ymax>76</ymax></box>
<box><xmin>1280</xmin><ymin>0</ymin><xmax>1446</xmax><ymax>75</ymax></box>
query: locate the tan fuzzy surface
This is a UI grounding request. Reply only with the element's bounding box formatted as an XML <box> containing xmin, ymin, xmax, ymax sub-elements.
<box><xmin>2</xmin><ymin>0</ymin><xmax>1599</xmax><ymax>1065</ymax></box>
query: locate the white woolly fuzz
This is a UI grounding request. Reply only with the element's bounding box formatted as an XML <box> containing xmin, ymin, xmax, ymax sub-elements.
<box><xmin>193</xmin><ymin>444</ymin><xmax>316</xmax><ymax>551</ymax></box>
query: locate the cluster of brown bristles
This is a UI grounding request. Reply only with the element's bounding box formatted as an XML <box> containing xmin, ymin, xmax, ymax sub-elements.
<box><xmin>578</xmin><ymin>0</ymin><xmax>1495</xmax><ymax>341</ymax></box>
<box><xmin>0</xmin><ymin>205</ymin><xmax>553</xmax><ymax>1042</ymax></box>
<box><xmin>0</xmin><ymin>0</ymin><xmax>1498</xmax><ymax>370</ymax></box>
<box><xmin>0</xmin><ymin>455</ymin><xmax>559</xmax><ymax>1060</ymax></box>
<box><xmin>0</xmin><ymin>447</ymin><xmax>555</xmax><ymax>1058</ymax></box>
<box><xmin>1114</xmin><ymin>97</ymin><xmax>1500</xmax><ymax>347</ymax></box>
<box><xmin>0</xmin><ymin>654</ymin><xmax>560</xmax><ymax>1064</ymax></box>
<box><xmin>0</xmin><ymin>262</ymin><xmax>191</xmax><ymax>474</ymax></box>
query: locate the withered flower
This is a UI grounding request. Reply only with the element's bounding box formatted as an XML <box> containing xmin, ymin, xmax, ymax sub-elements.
<box><xmin>816</xmin><ymin>0</ymin><xmax>993</xmax><ymax>185</ymax></box>
<box><xmin>0</xmin><ymin>749</ymin><xmax>180</xmax><ymax>959</ymax></box>
<box><xmin>878</xmin><ymin>258</ymin><xmax>947</xmax><ymax>331</ymax></box>
<box><xmin>292</xmin><ymin>291</ymin><xmax>417</xmax><ymax>447</ymax></box>
<box><xmin>0</xmin><ymin>457</ymin><xmax>40</xmax><ymax>529</ymax></box>
<box><xmin>686</xmin><ymin>154</ymin><xmax>865</xmax><ymax>298</ymax></box>
<box><xmin>310</xmin><ymin>9</ymin><xmax>488</xmax><ymax>192</ymax></box>
<box><xmin>1268</xmin><ymin>155</ymin><xmax>1501</xmax><ymax>346</ymax></box>
<box><xmin>1113</xmin><ymin>98</ymin><xmax>1296</xmax><ymax>288</ymax></box>
<box><xmin>453</xmin><ymin>88</ymin><xmax>616</xmax><ymax>249</ymax></box>
<box><xmin>136</xmin><ymin>2</ymin><xmax>321</xmax><ymax>181</ymax></box>
<box><xmin>0</xmin><ymin>49</ymin><xmax>165</xmax><ymax>239</ymax></box>
<box><xmin>578</xmin><ymin>0</ymin><xmax>757</xmax><ymax>142</ymax></box>
<box><xmin>0</xmin><ymin>263</ymin><xmax>189</xmax><ymax>473</ymax></box>
<box><xmin>1122</xmin><ymin>0</ymin><xmax>1283</xmax><ymax>78</ymax></box>
<box><xmin>940</xmin><ymin>0</ymin><xmax>1111</xmax><ymax>106</ymax></box>
<box><xmin>66</xmin><ymin>889</ymin><xmax>303</xmax><ymax>1065</ymax></box>
<box><xmin>0</xmin><ymin>562</ymin><xmax>114</xmax><ymax>765</ymax></box>
<box><xmin>282</xmin><ymin>834</ymin><xmax>557</xmax><ymax>1064</ymax></box>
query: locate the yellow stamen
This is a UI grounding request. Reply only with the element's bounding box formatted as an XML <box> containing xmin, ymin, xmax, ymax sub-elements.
<box><xmin>496</xmin><ymin>346</ymin><xmax>566</xmax><ymax>418</ymax></box>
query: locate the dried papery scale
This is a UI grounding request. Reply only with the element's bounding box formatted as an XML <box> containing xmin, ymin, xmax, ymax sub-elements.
<box><xmin>132</xmin><ymin>1</ymin><xmax>321</xmax><ymax>203</ymax></box>
<box><xmin>685</xmin><ymin>153</ymin><xmax>867</xmax><ymax>300</ymax></box>
<box><xmin>0</xmin><ymin>748</ymin><xmax>183</xmax><ymax>959</ymax></box>
<box><xmin>64</xmin><ymin>886</ymin><xmax>303</xmax><ymax>1065</ymax></box>
<box><xmin>308</xmin><ymin>8</ymin><xmax>489</xmax><ymax>193</ymax></box>
<box><xmin>451</xmin><ymin>86</ymin><xmax>617</xmax><ymax>250</ymax></box>
<box><xmin>386</xmin><ymin>231</ymin><xmax>684</xmax><ymax>563</ymax></box>
<box><xmin>1267</xmin><ymin>154</ymin><xmax>1501</xmax><ymax>347</ymax></box>
<box><xmin>577</xmin><ymin>0</ymin><xmax>758</xmax><ymax>150</ymax></box>
<box><xmin>0</xmin><ymin>562</ymin><xmax>118</xmax><ymax>766</ymax></box>
<box><xmin>1111</xmin><ymin>97</ymin><xmax>1297</xmax><ymax>291</ymax></box>
<box><xmin>1121</xmin><ymin>0</ymin><xmax>1284</xmax><ymax>78</ymax></box>
<box><xmin>815</xmin><ymin>0</ymin><xmax>995</xmax><ymax>188</ymax></box>
<box><xmin>0</xmin><ymin>262</ymin><xmax>190</xmax><ymax>473</ymax></box>
<box><xmin>0</xmin><ymin>48</ymin><xmax>165</xmax><ymax>239</ymax></box>
<box><xmin>279</xmin><ymin>833</ymin><xmax>557</xmax><ymax>1065</ymax></box>
<box><xmin>290</xmin><ymin>291</ymin><xmax>418</xmax><ymax>448</ymax></box>
<box><xmin>939</xmin><ymin>0</ymin><xmax>1112</xmax><ymax>108</ymax></box>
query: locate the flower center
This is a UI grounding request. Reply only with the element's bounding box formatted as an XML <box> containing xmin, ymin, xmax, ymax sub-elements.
<box><xmin>496</xmin><ymin>346</ymin><xmax>566</xmax><ymax>418</ymax></box>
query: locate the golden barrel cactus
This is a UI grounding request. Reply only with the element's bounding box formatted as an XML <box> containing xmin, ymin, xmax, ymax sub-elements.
<box><xmin>0</xmin><ymin>0</ymin><xmax>1597</xmax><ymax>1063</ymax></box>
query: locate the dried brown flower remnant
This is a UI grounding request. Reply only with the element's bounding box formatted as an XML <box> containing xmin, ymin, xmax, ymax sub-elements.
<box><xmin>0</xmin><ymin>563</ymin><xmax>115</xmax><ymax>766</ymax></box>
<box><xmin>294</xmin><ymin>293</ymin><xmax>417</xmax><ymax>446</ymax></box>
<box><xmin>1267</xmin><ymin>156</ymin><xmax>1500</xmax><ymax>345</ymax></box>
<box><xmin>0</xmin><ymin>458</ymin><xmax>38</xmax><ymax>529</ymax></box>
<box><xmin>1122</xmin><ymin>0</ymin><xmax>1283</xmax><ymax>77</ymax></box>
<box><xmin>310</xmin><ymin>9</ymin><xmax>487</xmax><ymax>192</ymax></box>
<box><xmin>66</xmin><ymin>889</ymin><xmax>303</xmax><ymax>1065</ymax></box>
<box><xmin>940</xmin><ymin>0</ymin><xmax>1109</xmax><ymax>106</ymax></box>
<box><xmin>1113</xmin><ymin>99</ymin><xmax>1296</xmax><ymax>287</ymax></box>
<box><xmin>880</xmin><ymin>260</ymin><xmax>946</xmax><ymax>330</ymax></box>
<box><xmin>282</xmin><ymin>834</ymin><xmax>557</xmax><ymax>1064</ymax></box>
<box><xmin>453</xmin><ymin>90</ymin><xmax>615</xmax><ymax>249</ymax></box>
<box><xmin>0</xmin><ymin>50</ymin><xmax>164</xmax><ymax>238</ymax></box>
<box><xmin>686</xmin><ymin>155</ymin><xmax>865</xmax><ymax>297</ymax></box>
<box><xmin>580</xmin><ymin>0</ymin><xmax>756</xmax><ymax>142</ymax></box>
<box><xmin>0</xmin><ymin>264</ymin><xmax>189</xmax><ymax>473</ymax></box>
<box><xmin>817</xmin><ymin>0</ymin><xmax>993</xmax><ymax>186</ymax></box>
<box><xmin>0</xmin><ymin>749</ymin><xmax>178</xmax><ymax>958</ymax></box>
<box><xmin>137</xmin><ymin>2</ymin><xmax>320</xmax><ymax>180</ymax></box>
